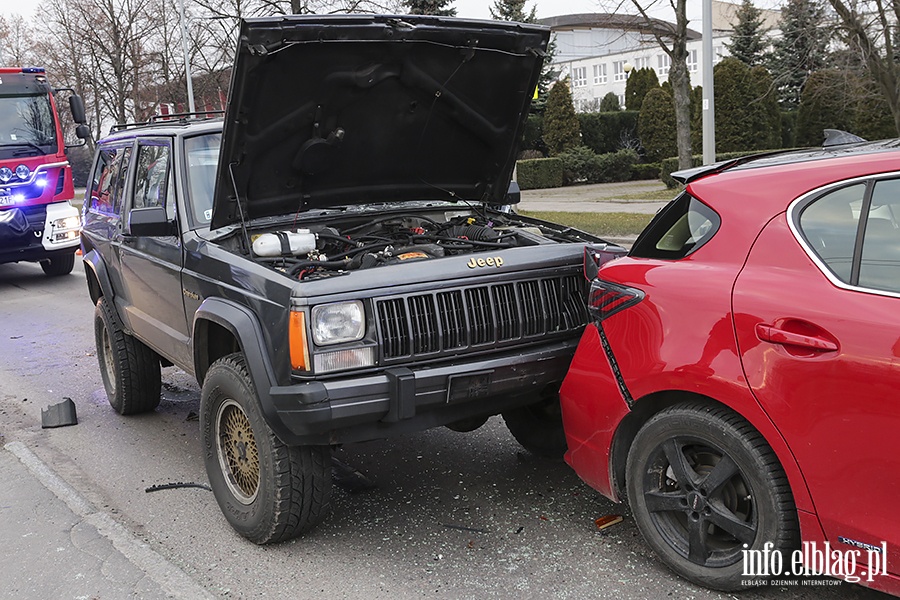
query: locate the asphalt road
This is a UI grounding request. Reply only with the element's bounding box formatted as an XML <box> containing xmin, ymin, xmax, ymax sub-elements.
<box><xmin>0</xmin><ymin>260</ymin><xmax>888</xmax><ymax>599</ymax></box>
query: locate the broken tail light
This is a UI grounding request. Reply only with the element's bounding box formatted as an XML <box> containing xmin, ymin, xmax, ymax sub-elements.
<box><xmin>588</xmin><ymin>279</ymin><xmax>645</xmax><ymax>321</ymax></box>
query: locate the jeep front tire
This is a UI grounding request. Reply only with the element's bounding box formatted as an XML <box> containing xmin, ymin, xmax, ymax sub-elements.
<box><xmin>200</xmin><ymin>353</ymin><xmax>332</xmax><ymax>544</ymax></box>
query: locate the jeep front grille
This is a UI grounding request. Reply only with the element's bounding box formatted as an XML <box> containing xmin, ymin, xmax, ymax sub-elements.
<box><xmin>375</xmin><ymin>273</ymin><xmax>588</xmax><ymax>361</ymax></box>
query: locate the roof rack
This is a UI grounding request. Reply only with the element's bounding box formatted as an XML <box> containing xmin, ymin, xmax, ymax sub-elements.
<box><xmin>149</xmin><ymin>110</ymin><xmax>224</xmax><ymax>123</ymax></box>
<box><xmin>108</xmin><ymin>110</ymin><xmax>224</xmax><ymax>133</ymax></box>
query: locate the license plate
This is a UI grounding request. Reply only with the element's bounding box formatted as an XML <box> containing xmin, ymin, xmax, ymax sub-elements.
<box><xmin>0</xmin><ymin>196</ymin><xmax>13</xmax><ymax>206</ymax></box>
<box><xmin>447</xmin><ymin>372</ymin><xmax>493</xmax><ymax>404</ymax></box>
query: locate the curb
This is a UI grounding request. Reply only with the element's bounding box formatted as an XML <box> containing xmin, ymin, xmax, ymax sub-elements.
<box><xmin>4</xmin><ymin>441</ymin><xmax>216</xmax><ymax>600</ymax></box>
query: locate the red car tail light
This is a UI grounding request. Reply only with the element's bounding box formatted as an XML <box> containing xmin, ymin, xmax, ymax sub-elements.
<box><xmin>588</xmin><ymin>279</ymin><xmax>645</xmax><ymax>321</ymax></box>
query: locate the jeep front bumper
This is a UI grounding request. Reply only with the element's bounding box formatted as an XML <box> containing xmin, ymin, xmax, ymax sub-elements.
<box><xmin>265</xmin><ymin>339</ymin><xmax>580</xmax><ymax>445</ymax></box>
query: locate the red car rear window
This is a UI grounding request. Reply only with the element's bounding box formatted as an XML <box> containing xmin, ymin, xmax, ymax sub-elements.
<box><xmin>630</xmin><ymin>192</ymin><xmax>720</xmax><ymax>259</ymax></box>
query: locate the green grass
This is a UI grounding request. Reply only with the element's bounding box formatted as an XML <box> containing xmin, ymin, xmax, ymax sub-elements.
<box><xmin>520</xmin><ymin>211</ymin><xmax>653</xmax><ymax>237</ymax></box>
<box><xmin>616</xmin><ymin>187</ymin><xmax>683</xmax><ymax>201</ymax></box>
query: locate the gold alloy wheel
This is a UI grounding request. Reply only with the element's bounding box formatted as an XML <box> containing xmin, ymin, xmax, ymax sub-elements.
<box><xmin>215</xmin><ymin>398</ymin><xmax>260</xmax><ymax>504</ymax></box>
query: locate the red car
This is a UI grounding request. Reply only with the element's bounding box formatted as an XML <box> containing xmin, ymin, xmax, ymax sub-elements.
<box><xmin>560</xmin><ymin>137</ymin><xmax>900</xmax><ymax>595</ymax></box>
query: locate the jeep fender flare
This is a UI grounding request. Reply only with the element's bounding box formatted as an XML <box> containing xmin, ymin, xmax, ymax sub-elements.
<box><xmin>192</xmin><ymin>298</ymin><xmax>293</xmax><ymax>442</ymax></box>
<box><xmin>82</xmin><ymin>249</ymin><xmax>115</xmax><ymax>305</ymax></box>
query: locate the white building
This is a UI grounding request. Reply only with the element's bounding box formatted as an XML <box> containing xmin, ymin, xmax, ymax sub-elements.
<box><xmin>540</xmin><ymin>2</ymin><xmax>781</xmax><ymax>112</ymax></box>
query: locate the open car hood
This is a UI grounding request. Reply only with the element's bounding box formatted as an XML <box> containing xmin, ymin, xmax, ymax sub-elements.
<box><xmin>210</xmin><ymin>15</ymin><xmax>548</xmax><ymax>229</ymax></box>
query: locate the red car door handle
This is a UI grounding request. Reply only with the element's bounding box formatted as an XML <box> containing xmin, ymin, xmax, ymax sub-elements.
<box><xmin>755</xmin><ymin>324</ymin><xmax>839</xmax><ymax>351</ymax></box>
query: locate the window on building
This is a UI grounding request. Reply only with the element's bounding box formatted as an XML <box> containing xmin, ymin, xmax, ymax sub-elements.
<box><xmin>573</xmin><ymin>66</ymin><xmax>587</xmax><ymax>87</ymax></box>
<box><xmin>687</xmin><ymin>49</ymin><xmax>698</xmax><ymax>72</ymax></box>
<box><xmin>714</xmin><ymin>45</ymin><xmax>726</xmax><ymax>63</ymax></box>
<box><xmin>657</xmin><ymin>54</ymin><xmax>670</xmax><ymax>76</ymax></box>
<box><xmin>613</xmin><ymin>61</ymin><xmax>626</xmax><ymax>82</ymax></box>
<box><xmin>634</xmin><ymin>56</ymin><xmax>650</xmax><ymax>70</ymax></box>
<box><xmin>593</xmin><ymin>63</ymin><xmax>607</xmax><ymax>85</ymax></box>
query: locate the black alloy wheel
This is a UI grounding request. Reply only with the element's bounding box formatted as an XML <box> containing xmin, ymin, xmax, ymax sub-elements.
<box><xmin>626</xmin><ymin>402</ymin><xmax>799</xmax><ymax>591</ymax></box>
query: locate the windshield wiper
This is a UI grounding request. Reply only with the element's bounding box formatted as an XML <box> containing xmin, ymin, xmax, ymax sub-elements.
<box><xmin>3</xmin><ymin>142</ymin><xmax>47</xmax><ymax>156</ymax></box>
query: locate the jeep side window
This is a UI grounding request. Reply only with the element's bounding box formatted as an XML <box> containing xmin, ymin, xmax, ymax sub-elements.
<box><xmin>111</xmin><ymin>146</ymin><xmax>132</xmax><ymax>217</ymax></box>
<box><xmin>90</xmin><ymin>146</ymin><xmax>125</xmax><ymax>215</ymax></box>
<box><xmin>133</xmin><ymin>141</ymin><xmax>172</xmax><ymax>214</ymax></box>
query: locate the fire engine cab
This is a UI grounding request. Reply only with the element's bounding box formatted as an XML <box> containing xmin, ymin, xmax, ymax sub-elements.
<box><xmin>0</xmin><ymin>67</ymin><xmax>89</xmax><ymax>276</ymax></box>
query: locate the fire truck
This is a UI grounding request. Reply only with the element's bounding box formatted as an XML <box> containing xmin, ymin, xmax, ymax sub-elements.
<box><xmin>0</xmin><ymin>67</ymin><xmax>89</xmax><ymax>276</ymax></box>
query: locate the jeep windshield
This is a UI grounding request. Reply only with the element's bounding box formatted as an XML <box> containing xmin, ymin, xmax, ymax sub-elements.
<box><xmin>0</xmin><ymin>94</ymin><xmax>57</xmax><ymax>154</ymax></box>
<box><xmin>184</xmin><ymin>132</ymin><xmax>221</xmax><ymax>228</ymax></box>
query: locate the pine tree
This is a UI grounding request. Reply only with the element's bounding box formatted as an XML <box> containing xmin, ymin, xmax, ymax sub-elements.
<box><xmin>638</xmin><ymin>87</ymin><xmax>677</xmax><ymax>162</ymax></box>
<box><xmin>700</xmin><ymin>58</ymin><xmax>780</xmax><ymax>152</ymax></box>
<box><xmin>599</xmin><ymin>92</ymin><xmax>621</xmax><ymax>112</ymax></box>
<box><xmin>489</xmin><ymin>0</ymin><xmax>537</xmax><ymax>23</ymax></box>
<box><xmin>403</xmin><ymin>0</ymin><xmax>457</xmax><ymax>16</ymax></box>
<box><xmin>795</xmin><ymin>69</ymin><xmax>855</xmax><ymax>145</ymax></box>
<box><xmin>853</xmin><ymin>78</ymin><xmax>896</xmax><ymax>140</ymax></box>
<box><xmin>624</xmin><ymin>67</ymin><xmax>659</xmax><ymax>111</ymax></box>
<box><xmin>543</xmin><ymin>79</ymin><xmax>581</xmax><ymax>156</ymax></box>
<box><xmin>749</xmin><ymin>65</ymin><xmax>782</xmax><ymax>149</ymax></box>
<box><xmin>726</xmin><ymin>0</ymin><xmax>769</xmax><ymax>66</ymax></box>
<box><xmin>767</xmin><ymin>0</ymin><xmax>830</xmax><ymax>108</ymax></box>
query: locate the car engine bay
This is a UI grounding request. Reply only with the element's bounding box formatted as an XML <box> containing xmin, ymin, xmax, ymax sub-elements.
<box><xmin>237</xmin><ymin>207</ymin><xmax>597</xmax><ymax>280</ymax></box>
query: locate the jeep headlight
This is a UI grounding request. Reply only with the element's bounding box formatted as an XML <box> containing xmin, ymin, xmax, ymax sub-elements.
<box><xmin>311</xmin><ymin>301</ymin><xmax>365</xmax><ymax>345</ymax></box>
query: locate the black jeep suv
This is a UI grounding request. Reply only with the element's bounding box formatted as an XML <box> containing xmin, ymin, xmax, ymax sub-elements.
<box><xmin>81</xmin><ymin>15</ymin><xmax>625</xmax><ymax>544</ymax></box>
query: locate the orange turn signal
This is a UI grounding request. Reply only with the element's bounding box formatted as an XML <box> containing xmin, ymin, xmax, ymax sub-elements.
<box><xmin>289</xmin><ymin>311</ymin><xmax>310</xmax><ymax>371</ymax></box>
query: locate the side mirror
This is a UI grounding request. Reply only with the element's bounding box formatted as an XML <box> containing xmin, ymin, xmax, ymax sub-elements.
<box><xmin>505</xmin><ymin>181</ymin><xmax>521</xmax><ymax>205</ymax></box>
<box><xmin>489</xmin><ymin>181</ymin><xmax>522</xmax><ymax>214</ymax></box>
<box><xmin>69</xmin><ymin>94</ymin><xmax>87</xmax><ymax>124</ymax></box>
<box><xmin>127</xmin><ymin>206</ymin><xmax>175</xmax><ymax>237</ymax></box>
<box><xmin>75</xmin><ymin>124</ymin><xmax>91</xmax><ymax>140</ymax></box>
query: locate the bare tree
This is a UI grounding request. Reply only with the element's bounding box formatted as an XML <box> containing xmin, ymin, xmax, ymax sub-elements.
<box><xmin>627</xmin><ymin>0</ymin><xmax>692</xmax><ymax>168</ymax></box>
<box><xmin>0</xmin><ymin>15</ymin><xmax>38</xmax><ymax>65</ymax></box>
<box><xmin>827</xmin><ymin>0</ymin><xmax>900</xmax><ymax>135</ymax></box>
<box><xmin>38</xmin><ymin>0</ymin><xmax>160</xmax><ymax>127</ymax></box>
<box><xmin>32</xmin><ymin>0</ymin><xmax>100</xmax><ymax>147</ymax></box>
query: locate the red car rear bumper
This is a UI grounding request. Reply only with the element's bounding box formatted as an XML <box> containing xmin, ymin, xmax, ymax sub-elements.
<box><xmin>560</xmin><ymin>324</ymin><xmax>630</xmax><ymax>501</ymax></box>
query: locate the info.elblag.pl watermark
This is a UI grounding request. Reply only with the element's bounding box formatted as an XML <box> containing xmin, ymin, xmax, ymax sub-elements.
<box><xmin>741</xmin><ymin>540</ymin><xmax>888</xmax><ymax>587</ymax></box>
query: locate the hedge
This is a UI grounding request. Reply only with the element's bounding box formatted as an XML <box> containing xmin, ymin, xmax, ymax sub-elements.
<box><xmin>522</xmin><ymin>113</ymin><xmax>546</xmax><ymax>154</ymax></box>
<box><xmin>516</xmin><ymin>157</ymin><xmax>564</xmax><ymax>190</ymax></box>
<box><xmin>631</xmin><ymin>162</ymin><xmax>661</xmax><ymax>181</ymax></box>
<box><xmin>578</xmin><ymin>111</ymin><xmax>639</xmax><ymax>155</ymax></box>
<box><xmin>557</xmin><ymin>148</ymin><xmax>639</xmax><ymax>185</ymax></box>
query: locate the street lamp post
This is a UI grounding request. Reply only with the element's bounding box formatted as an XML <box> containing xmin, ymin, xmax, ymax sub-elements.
<box><xmin>701</xmin><ymin>0</ymin><xmax>716</xmax><ymax>164</ymax></box>
<box><xmin>177</xmin><ymin>0</ymin><xmax>196</xmax><ymax>114</ymax></box>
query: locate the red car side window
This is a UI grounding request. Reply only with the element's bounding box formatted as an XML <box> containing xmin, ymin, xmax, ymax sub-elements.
<box><xmin>799</xmin><ymin>178</ymin><xmax>900</xmax><ymax>293</ymax></box>
<box><xmin>859</xmin><ymin>178</ymin><xmax>900</xmax><ymax>293</ymax></box>
<box><xmin>798</xmin><ymin>183</ymin><xmax>864</xmax><ymax>283</ymax></box>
